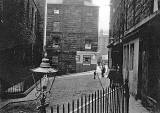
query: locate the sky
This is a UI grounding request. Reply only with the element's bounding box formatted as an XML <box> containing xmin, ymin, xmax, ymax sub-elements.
<box><xmin>92</xmin><ymin>0</ymin><xmax>110</xmax><ymax>33</ymax></box>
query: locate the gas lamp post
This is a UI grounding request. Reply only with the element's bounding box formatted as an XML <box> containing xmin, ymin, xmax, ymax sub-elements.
<box><xmin>31</xmin><ymin>56</ymin><xmax>57</xmax><ymax>113</ymax></box>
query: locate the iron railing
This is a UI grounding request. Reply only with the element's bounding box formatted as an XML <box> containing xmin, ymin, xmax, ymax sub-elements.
<box><xmin>1</xmin><ymin>74</ymin><xmax>41</xmax><ymax>98</ymax></box>
<box><xmin>50</xmin><ymin>81</ymin><xmax>129</xmax><ymax>113</ymax></box>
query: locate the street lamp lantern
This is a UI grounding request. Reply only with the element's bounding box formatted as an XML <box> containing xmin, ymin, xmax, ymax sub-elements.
<box><xmin>31</xmin><ymin>56</ymin><xmax>57</xmax><ymax>113</ymax></box>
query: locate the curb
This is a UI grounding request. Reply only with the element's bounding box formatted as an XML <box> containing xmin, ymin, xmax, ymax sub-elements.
<box><xmin>0</xmin><ymin>80</ymin><xmax>40</xmax><ymax>110</ymax></box>
<box><xmin>0</xmin><ymin>70</ymin><xmax>95</xmax><ymax>110</ymax></box>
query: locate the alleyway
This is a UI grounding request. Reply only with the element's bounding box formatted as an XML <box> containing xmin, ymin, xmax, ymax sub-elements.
<box><xmin>0</xmin><ymin>66</ymin><xmax>151</xmax><ymax>113</ymax></box>
<box><xmin>0</xmin><ymin>70</ymin><xmax>109</xmax><ymax>113</ymax></box>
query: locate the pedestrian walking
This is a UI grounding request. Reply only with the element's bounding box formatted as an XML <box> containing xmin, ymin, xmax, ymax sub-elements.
<box><xmin>94</xmin><ymin>70</ymin><xmax>96</xmax><ymax>79</ymax></box>
<box><xmin>107</xmin><ymin>66</ymin><xmax>116</xmax><ymax>88</ymax></box>
<box><xmin>101</xmin><ymin>65</ymin><xmax>106</xmax><ymax>77</ymax></box>
<box><xmin>108</xmin><ymin>65</ymin><xmax>123</xmax><ymax>88</ymax></box>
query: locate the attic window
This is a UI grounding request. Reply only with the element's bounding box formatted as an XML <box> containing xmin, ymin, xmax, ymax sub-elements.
<box><xmin>54</xmin><ymin>10</ymin><xmax>59</xmax><ymax>14</ymax></box>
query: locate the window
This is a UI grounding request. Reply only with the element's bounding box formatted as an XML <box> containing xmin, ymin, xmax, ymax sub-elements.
<box><xmin>54</xmin><ymin>10</ymin><xmax>59</xmax><ymax>14</ymax></box>
<box><xmin>85</xmin><ymin>40</ymin><xmax>91</xmax><ymax>49</ymax></box>
<box><xmin>47</xmin><ymin>34</ymin><xmax>61</xmax><ymax>48</ymax></box>
<box><xmin>53</xmin><ymin>22</ymin><xmax>60</xmax><ymax>32</ymax></box>
<box><xmin>76</xmin><ymin>55</ymin><xmax>80</xmax><ymax>62</ymax></box>
<box><xmin>83</xmin><ymin>55</ymin><xmax>91</xmax><ymax>64</ymax></box>
<box><xmin>51</xmin><ymin>35</ymin><xmax>60</xmax><ymax>48</ymax></box>
<box><xmin>52</xmin><ymin>56</ymin><xmax>58</xmax><ymax>64</ymax></box>
<box><xmin>52</xmin><ymin>38</ymin><xmax>59</xmax><ymax>48</ymax></box>
<box><xmin>130</xmin><ymin>44</ymin><xmax>134</xmax><ymax>70</ymax></box>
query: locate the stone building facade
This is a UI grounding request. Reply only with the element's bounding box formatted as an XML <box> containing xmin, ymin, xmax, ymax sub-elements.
<box><xmin>108</xmin><ymin>0</ymin><xmax>160</xmax><ymax>107</ymax></box>
<box><xmin>46</xmin><ymin>0</ymin><xmax>98</xmax><ymax>74</ymax></box>
<box><xmin>0</xmin><ymin>0</ymin><xmax>45</xmax><ymax>97</ymax></box>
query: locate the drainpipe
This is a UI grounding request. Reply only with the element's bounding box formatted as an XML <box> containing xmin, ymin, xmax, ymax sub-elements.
<box><xmin>43</xmin><ymin>0</ymin><xmax>47</xmax><ymax>54</ymax></box>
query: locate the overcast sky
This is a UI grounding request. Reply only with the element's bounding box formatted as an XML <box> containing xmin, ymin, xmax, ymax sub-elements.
<box><xmin>92</xmin><ymin>0</ymin><xmax>110</xmax><ymax>33</ymax></box>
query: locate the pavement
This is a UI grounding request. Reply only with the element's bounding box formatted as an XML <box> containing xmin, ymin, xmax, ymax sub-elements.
<box><xmin>129</xmin><ymin>96</ymin><xmax>150</xmax><ymax>113</ymax></box>
<box><xmin>0</xmin><ymin>70</ymin><xmax>95</xmax><ymax>110</ymax></box>
<box><xmin>0</xmin><ymin>66</ymin><xmax>151</xmax><ymax>113</ymax></box>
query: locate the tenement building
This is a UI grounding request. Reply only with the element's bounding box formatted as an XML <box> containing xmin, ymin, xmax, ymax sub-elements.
<box><xmin>108</xmin><ymin>0</ymin><xmax>160</xmax><ymax>107</ymax></box>
<box><xmin>0</xmin><ymin>0</ymin><xmax>45</xmax><ymax>98</ymax></box>
<box><xmin>46</xmin><ymin>0</ymin><xmax>99</xmax><ymax>74</ymax></box>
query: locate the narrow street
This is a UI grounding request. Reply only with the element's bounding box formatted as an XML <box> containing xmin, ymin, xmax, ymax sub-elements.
<box><xmin>1</xmin><ymin>70</ymin><xmax>110</xmax><ymax>113</ymax></box>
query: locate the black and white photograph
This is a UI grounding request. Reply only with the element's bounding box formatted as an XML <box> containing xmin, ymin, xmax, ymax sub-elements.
<box><xmin>0</xmin><ymin>0</ymin><xmax>160</xmax><ymax>112</ymax></box>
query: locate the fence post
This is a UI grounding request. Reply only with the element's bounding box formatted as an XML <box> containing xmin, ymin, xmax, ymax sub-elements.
<box><xmin>68</xmin><ymin>103</ymin><xmax>70</xmax><ymax>113</ymax></box>
<box><xmin>57</xmin><ymin>104</ymin><xmax>59</xmax><ymax>113</ymax></box>
<box><xmin>51</xmin><ymin>107</ymin><xmax>53</xmax><ymax>113</ymax></box>
<box><xmin>77</xmin><ymin>99</ymin><xmax>79</xmax><ymax>113</ymax></box>
<box><xmin>116</xmin><ymin>87</ymin><xmax>120</xmax><ymax>113</ymax></box>
<box><xmin>63</xmin><ymin>104</ymin><xmax>65</xmax><ymax>113</ymax></box>
<box><xmin>97</xmin><ymin>90</ymin><xmax>99</xmax><ymax>113</ymax></box>
<box><xmin>107</xmin><ymin>87</ymin><xmax>109</xmax><ymax>113</ymax></box>
<box><xmin>111</xmin><ymin>88</ymin><xmax>113</xmax><ymax>113</ymax></box>
<box><xmin>85</xmin><ymin>95</ymin><xmax>87</xmax><ymax>113</ymax></box>
<box><xmin>95</xmin><ymin>91</ymin><xmax>96</xmax><ymax>113</ymax></box>
<box><xmin>103</xmin><ymin>89</ymin><xmax>105</xmax><ymax>113</ymax></box>
<box><xmin>92</xmin><ymin>93</ymin><xmax>94</xmax><ymax>113</ymax></box>
<box><xmin>125</xmin><ymin>79</ymin><xmax>129</xmax><ymax>113</ymax></box>
<box><xmin>113</xmin><ymin>87</ymin><xmax>115</xmax><ymax>113</ymax></box>
<box><xmin>81</xmin><ymin>96</ymin><xmax>83</xmax><ymax>113</ymax></box>
<box><xmin>104</xmin><ymin>88</ymin><xmax>107</xmax><ymax>113</ymax></box>
<box><xmin>100</xmin><ymin>90</ymin><xmax>102</xmax><ymax>113</ymax></box>
<box><xmin>72</xmin><ymin>100</ymin><xmax>74</xmax><ymax>113</ymax></box>
<box><xmin>122</xmin><ymin>87</ymin><xmax>124</xmax><ymax>113</ymax></box>
<box><xmin>88</xmin><ymin>94</ymin><xmax>90</xmax><ymax>113</ymax></box>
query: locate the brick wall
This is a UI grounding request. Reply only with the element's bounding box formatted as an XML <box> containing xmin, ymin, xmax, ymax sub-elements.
<box><xmin>0</xmin><ymin>0</ymin><xmax>44</xmax><ymax>89</ymax></box>
<box><xmin>46</xmin><ymin>4</ymin><xmax>98</xmax><ymax>73</ymax></box>
<box><xmin>46</xmin><ymin>4</ymin><xmax>98</xmax><ymax>52</ymax></box>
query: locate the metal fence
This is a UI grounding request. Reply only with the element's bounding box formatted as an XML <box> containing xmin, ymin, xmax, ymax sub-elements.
<box><xmin>50</xmin><ymin>81</ymin><xmax>129</xmax><ymax>113</ymax></box>
<box><xmin>1</xmin><ymin>74</ymin><xmax>41</xmax><ymax>98</ymax></box>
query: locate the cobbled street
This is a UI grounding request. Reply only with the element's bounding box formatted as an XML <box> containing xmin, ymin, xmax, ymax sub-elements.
<box><xmin>1</xmin><ymin>71</ymin><xmax>110</xmax><ymax>113</ymax></box>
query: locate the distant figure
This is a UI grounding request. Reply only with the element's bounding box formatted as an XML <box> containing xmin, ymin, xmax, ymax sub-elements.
<box><xmin>108</xmin><ymin>66</ymin><xmax>116</xmax><ymax>88</ymax></box>
<box><xmin>101</xmin><ymin>65</ymin><xmax>106</xmax><ymax>77</ymax></box>
<box><xmin>108</xmin><ymin>65</ymin><xmax>123</xmax><ymax>88</ymax></box>
<box><xmin>94</xmin><ymin>70</ymin><xmax>96</xmax><ymax>79</ymax></box>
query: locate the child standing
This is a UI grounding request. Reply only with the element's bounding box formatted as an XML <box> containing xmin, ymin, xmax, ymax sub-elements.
<box><xmin>94</xmin><ymin>70</ymin><xmax>96</xmax><ymax>79</ymax></box>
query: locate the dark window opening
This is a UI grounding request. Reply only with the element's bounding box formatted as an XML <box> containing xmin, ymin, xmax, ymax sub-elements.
<box><xmin>83</xmin><ymin>55</ymin><xmax>91</xmax><ymax>64</ymax></box>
